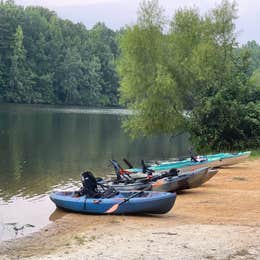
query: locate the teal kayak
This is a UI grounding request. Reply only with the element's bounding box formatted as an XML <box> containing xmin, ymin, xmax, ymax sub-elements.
<box><xmin>128</xmin><ymin>151</ymin><xmax>251</xmax><ymax>174</ymax></box>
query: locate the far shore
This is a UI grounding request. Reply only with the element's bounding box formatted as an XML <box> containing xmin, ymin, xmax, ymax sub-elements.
<box><xmin>1</xmin><ymin>158</ymin><xmax>260</xmax><ymax>260</ymax></box>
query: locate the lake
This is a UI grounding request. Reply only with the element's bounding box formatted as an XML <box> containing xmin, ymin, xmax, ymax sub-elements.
<box><xmin>0</xmin><ymin>104</ymin><xmax>189</xmax><ymax>241</ymax></box>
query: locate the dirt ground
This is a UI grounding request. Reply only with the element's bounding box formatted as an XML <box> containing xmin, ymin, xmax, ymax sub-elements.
<box><xmin>0</xmin><ymin>158</ymin><xmax>260</xmax><ymax>260</ymax></box>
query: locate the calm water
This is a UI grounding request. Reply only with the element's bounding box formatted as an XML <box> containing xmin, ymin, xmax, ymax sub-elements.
<box><xmin>0</xmin><ymin>104</ymin><xmax>189</xmax><ymax>241</ymax></box>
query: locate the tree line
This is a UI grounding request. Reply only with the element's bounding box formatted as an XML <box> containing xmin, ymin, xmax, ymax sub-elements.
<box><xmin>0</xmin><ymin>0</ymin><xmax>120</xmax><ymax>106</ymax></box>
<box><xmin>0</xmin><ymin>0</ymin><xmax>260</xmax><ymax>150</ymax></box>
<box><xmin>118</xmin><ymin>0</ymin><xmax>260</xmax><ymax>151</ymax></box>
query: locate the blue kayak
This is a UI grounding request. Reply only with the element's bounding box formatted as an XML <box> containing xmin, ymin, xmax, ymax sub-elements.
<box><xmin>50</xmin><ymin>190</ymin><xmax>176</xmax><ymax>215</ymax></box>
<box><xmin>128</xmin><ymin>151</ymin><xmax>251</xmax><ymax>174</ymax></box>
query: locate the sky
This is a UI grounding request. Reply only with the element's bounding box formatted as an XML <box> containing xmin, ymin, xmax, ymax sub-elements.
<box><xmin>15</xmin><ymin>0</ymin><xmax>260</xmax><ymax>44</ymax></box>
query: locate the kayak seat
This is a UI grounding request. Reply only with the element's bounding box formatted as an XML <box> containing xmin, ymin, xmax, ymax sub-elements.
<box><xmin>81</xmin><ymin>171</ymin><xmax>119</xmax><ymax>198</ymax></box>
<box><xmin>81</xmin><ymin>171</ymin><xmax>102</xmax><ymax>198</ymax></box>
<box><xmin>169</xmin><ymin>168</ymin><xmax>179</xmax><ymax>176</ymax></box>
<box><xmin>191</xmin><ymin>156</ymin><xmax>208</xmax><ymax>163</ymax></box>
<box><xmin>141</xmin><ymin>159</ymin><xmax>154</xmax><ymax>174</ymax></box>
<box><xmin>191</xmin><ymin>156</ymin><xmax>198</xmax><ymax>162</ymax></box>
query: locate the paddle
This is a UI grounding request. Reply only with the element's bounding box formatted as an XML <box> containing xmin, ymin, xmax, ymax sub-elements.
<box><xmin>105</xmin><ymin>187</ymin><xmax>150</xmax><ymax>214</ymax></box>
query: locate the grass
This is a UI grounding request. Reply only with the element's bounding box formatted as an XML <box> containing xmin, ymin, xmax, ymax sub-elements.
<box><xmin>89</xmin><ymin>235</ymin><xmax>97</xmax><ymax>241</ymax></box>
<box><xmin>74</xmin><ymin>235</ymin><xmax>85</xmax><ymax>245</ymax></box>
<box><xmin>249</xmin><ymin>149</ymin><xmax>260</xmax><ymax>159</ymax></box>
<box><xmin>233</xmin><ymin>177</ymin><xmax>247</xmax><ymax>181</ymax></box>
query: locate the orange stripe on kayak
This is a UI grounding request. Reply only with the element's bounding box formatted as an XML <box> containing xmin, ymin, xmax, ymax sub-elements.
<box><xmin>152</xmin><ymin>179</ymin><xmax>164</xmax><ymax>187</ymax></box>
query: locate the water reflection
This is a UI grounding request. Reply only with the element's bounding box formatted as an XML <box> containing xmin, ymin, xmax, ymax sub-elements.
<box><xmin>0</xmin><ymin>104</ymin><xmax>189</xmax><ymax>201</ymax></box>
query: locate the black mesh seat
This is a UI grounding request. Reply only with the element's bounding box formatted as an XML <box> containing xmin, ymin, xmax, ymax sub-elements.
<box><xmin>169</xmin><ymin>168</ymin><xmax>179</xmax><ymax>176</ymax></box>
<box><xmin>80</xmin><ymin>171</ymin><xmax>119</xmax><ymax>198</ymax></box>
<box><xmin>80</xmin><ymin>171</ymin><xmax>100</xmax><ymax>198</ymax></box>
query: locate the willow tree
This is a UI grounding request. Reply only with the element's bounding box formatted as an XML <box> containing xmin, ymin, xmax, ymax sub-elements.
<box><xmin>118</xmin><ymin>0</ymin><xmax>260</xmax><ymax>150</ymax></box>
<box><xmin>118</xmin><ymin>0</ymin><xmax>185</xmax><ymax>138</ymax></box>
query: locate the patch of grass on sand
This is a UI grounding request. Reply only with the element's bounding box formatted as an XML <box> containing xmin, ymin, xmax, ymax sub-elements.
<box><xmin>74</xmin><ymin>235</ymin><xmax>85</xmax><ymax>245</ymax></box>
<box><xmin>109</xmin><ymin>220</ymin><xmax>120</xmax><ymax>224</ymax></box>
<box><xmin>89</xmin><ymin>235</ymin><xmax>96</xmax><ymax>241</ymax></box>
<box><xmin>233</xmin><ymin>177</ymin><xmax>247</xmax><ymax>181</ymax></box>
<box><xmin>226</xmin><ymin>249</ymin><xmax>252</xmax><ymax>259</ymax></box>
<box><xmin>249</xmin><ymin>149</ymin><xmax>260</xmax><ymax>159</ymax></box>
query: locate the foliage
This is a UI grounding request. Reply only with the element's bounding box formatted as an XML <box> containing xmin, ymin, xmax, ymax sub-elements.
<box><xmin>250</xmin><ymin>149</ymin><xmax>260</xmax><ymax>159</ymax></box>
<box><xmin>119</xmin><ymin>0</ymin><xmax>184</xmax><ymax>138</ymax></box>
<box><xmin>0</xmin><ymin>1</ymin><xmax>119</xmax><ymax>106</ymax></box>
<box><xmin>250</xmin><ymin>68</ymin><xmax>260</xmax><ymax>88</ymax></box>
<box><xmin>189</xmin><ymin>90</ymin><xmax>260</xmax><ymax>151</ymax></box>
<box><xmin>188</xmin><ymin>1</ymin><xmax>260</xmax><ymax>151</ymax></box>
<box><xmin>239</xmin><ymin>40</ymin><xmax>260</xmax><ymax>75</ymax></box>
<box><xmin>118</xmin><ymin>0</ymin><xmax>260</xmax><ymax>151</ymax></box>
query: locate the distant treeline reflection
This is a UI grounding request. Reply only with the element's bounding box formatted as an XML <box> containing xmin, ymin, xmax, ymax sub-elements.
<box><xmin>0</xmin><ymin>105</ymin><xmax>189</xmax><ymax>201</ymax></box>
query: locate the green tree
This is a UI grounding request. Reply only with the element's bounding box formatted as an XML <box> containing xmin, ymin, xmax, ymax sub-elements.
<box><xmin>80</xmin><ymin>56</ymin><xmax>103</xmax><ymax>106</ymax></box>
<box><xmin>0</xmin><ymin>2</ymin><xmax>120</xmax><ymax>106</ymax></box>
<box><xmin>250</xmin><ymin>69</ymin><xmax>260</xmax><ymax>87</ymax></box>
<box><xmin>240</xmin><ymin>40</ymin><xmax>260</xmax><ymax>74</ymax></box>
<box><xmin>189</xmin><ymin>1</ymin><xmax>260</xmax><ymax>150</ymax></box>
<box><xmin>189</xmin><ymin>88</ymin><xmax>260</xmax><ymax>151</ymax></box>
<box><xmin>168</xmin><ymin>7</ymin><xmax>203</xmax><ymax>109</ymax></box>
<box><xmin>7</xmin><ymin>25</ymin><xmax>34</xmax><ymax>103</ymax></box>
<box><xmin>118</xmin><ymin>0</ymin><xmax>260</xmax><ymax>150</ymax></box>
<box><xmin>56</xmin><ymin>48</ymin><xmax>82</xmax><ymax>104</ymax></box>
<box><xmin>0</xmin><ymin>55</ymin><xmax>4</xmax><ymax>100</ymax></box>
<box><xmin>90</xmin><ymin>23</ymin><xmax>120</xmax><ymax>106</ymax></box>
<box><xmin>118</xmin><ymin>0</ymin><xmax>184</xmax><ymax>137</ymax></box>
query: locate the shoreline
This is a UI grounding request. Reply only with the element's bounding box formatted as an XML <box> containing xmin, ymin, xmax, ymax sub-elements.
<box><xmin>1</xmin><ymin>158</ymin><xmax>260</xmax><ymax>259</ymax></box>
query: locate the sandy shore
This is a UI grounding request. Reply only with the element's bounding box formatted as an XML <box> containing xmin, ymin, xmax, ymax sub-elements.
<box><xmin>1</xmin><ymin>158</ymin><xmax>260</xmax><ymax>260</ymax></box>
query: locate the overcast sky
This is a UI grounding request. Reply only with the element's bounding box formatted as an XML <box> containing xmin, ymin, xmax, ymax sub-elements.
<box><xmin>16</xmin><ymin>0</ymin><xmax>260</xmax><ymax>44</ymax></box>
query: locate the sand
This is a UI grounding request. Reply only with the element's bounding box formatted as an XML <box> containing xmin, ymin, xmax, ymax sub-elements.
<box><xmin>0</xmin><ymin>158</ymin><xmax>260</xmax><ymax>260</ymax></box>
